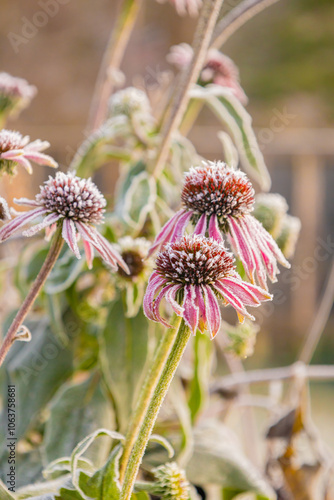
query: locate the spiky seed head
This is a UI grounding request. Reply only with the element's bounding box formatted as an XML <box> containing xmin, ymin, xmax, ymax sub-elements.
<box><xmin>155</xmin><ymin>234</ymin><xmax>235</xmax><ymax>286</ymax></box>
<box><xmin>36</xmin><ymin>172</ymin><xmax>106</xmax><ymax>223</ymax></box>
<box><xmin>153</xmin><ymin>462</ymin><xmax>190</xmax><ymax>500</ymax></box>
<box><xmin>181</xmin><ymin>162</ymin><xmax>254</xmax><ymax>227</ymax></box>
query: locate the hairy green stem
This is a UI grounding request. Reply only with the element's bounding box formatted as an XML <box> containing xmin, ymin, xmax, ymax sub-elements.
<box><xmin>88</xmin><ymin>0</ymin><xmax>142</xmax><ymax>131</ymax></box>
<box><xmin>0</xmin><ymin>227</ymin><xmax>64</xmax><ymax>368</ymax></box>
<box><xmin>120</xmin><ymin>319</ymin><xmax>191</xmax><ymax>500</ymax></box>
<box><xmin>119</xmin><ymin>317</ymin><xmax>181</xmax><ymax>481</ymax></box>
<box><xmin>151</xmin><ymin>0</ymin><xmax>224</xmax><ymax>179</ymax></box>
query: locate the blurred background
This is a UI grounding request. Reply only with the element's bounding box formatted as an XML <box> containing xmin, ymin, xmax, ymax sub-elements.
<box><xmin>0</xmin><ymin>0</ymin><xmax>333</xmax><ymax>444</ymax></box>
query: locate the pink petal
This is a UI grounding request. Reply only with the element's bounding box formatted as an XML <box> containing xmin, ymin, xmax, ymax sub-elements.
<box><xmin>214</xmin><ymin>280</ymin><xmax>254</xmax><ymax>321</ymax></box>
<box><xmin>169</xmin><ymin>210</ymin><xmax>192</xmax><ymax>242</ymax></box>
<box><xmin>14</xmin><ymin>197</ymin><xmax>41</xmax><ymax>207</ymax></box>
<box><xmin>14</xmin><ymin>156</ymin><xmax>33</xmax><ymax>174</ymax></box>
<box><xmin>182</xmin><ymin>285</ymin><xmax>199</xmax><ymax>334</ymax></box>
<box><xmin>83</xmin><ymin>240</ymin><xmax>94</xmax><ymax>269</ymax></box>
<box><xmin>143</xmin><ymin>274</ymin><xmax>167</xmax><ymax>321</ymax></box>
<box><xmin>0</xmin><ymin>207</ymin><xmax>48</xmax><ymax>242</ymax></box>
<box><xmin>0</xmin><ymin>149</ymin><xmax>24</xmax><ymax>159</ymax></box>
<box><xmin>45</xmin><ymin>223</ymin><xmax>57</xmax><ymax>241</ymax></box>
<box><xmin>24</xmin><ymin>139</ymin><xmax>50</xmax><ymax>152</ymax></box>
<box><xmin>193</xmin><ymin>213</ymin><xmax>207</xmax><ymax>236</ymax></box>
<box><xmin>148</xmin><ymin>209</ymin><xmax>186</xmax><ymax>257</ymax></box>
<box><xmin>165</xmin><ymin>284</ymin><xmax>184</xmax><ymax>316</ymax></box>
<box><xmin>23</xmin><ymin>212</ymin><xmax>62</xmax><ymax>237</ymax></box>
<box><xmin>208</xmin><ymin>214</ymin><xmax>224</xmax><ymax>243</ymax></box>
<box><xmin>203</xmin><ymin>286</ymin><xmax>221</xmax><ymax>338</ymax></box>
<box><xmin>228</xmin><ymin>216</ymin><xmax>258</xmax><ymax>284</ymax></box>
<box><xmin>221</xmin><ymin>276</ymin><xmax>272</xmax><ymax>306</ymax></box>
<box><xmin>153</xmin><ymin>284</ymin><xmax>174</xmax><ymax>328</ymax></box>
<box><xmin>62</xmin><ymin>219</ymin><xmax>81</xmax><ymax>259</ymax></box>
<box><xmin>195</xmin><ymin>285</ymin><xmax>207</xmax><ymax>333</ymax></box>
<box><xmin>23</xmin><ymin>152</ymin><xmax>58</xmax><ymax>168</ymax></box>
<box><xmin>248</xmin><ymin>215</ymin><xmax>290</xmax><ymax>268</ymax></box>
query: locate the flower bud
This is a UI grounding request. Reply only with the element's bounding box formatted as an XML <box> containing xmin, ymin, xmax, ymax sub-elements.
<box><xmin>225</xmin><ymin>320</ymin><xmax>259</xmax><ymax>358</ymax></box>
<box><xmin>152</xmin><ymin>462</ymin><xmax>190</xmax><ymax>500</ymax></box>
<box><xmin>276</xmin><ymin>215</ymin><xmax>301</xmax><ymax>259</ymax></box>
<box><xmin>253</xmin><ymin>193</ymin><xmax>288</xmax><ymax>238</ymax></box>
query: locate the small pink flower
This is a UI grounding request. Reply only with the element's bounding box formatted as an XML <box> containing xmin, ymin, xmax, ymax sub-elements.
<box><xmin>156</xmin><ymin>0</ymin><xmax>202</xmax><ymax>16</ymax></box>
<box><xmin>0</xmin><ymin>129</ymin><xmax>58</xmax><ymax>176</ymax></box>
<box><xmin>144</xmin><ymin>235</ymin><xmax>271</xmax><ymax>337</ymax></box>
<box><xmin>167</xmin><ymin>45</ymin><xmax>247</xmax><ymax>104</ymax></box>
<box><xmin>149</xmin><ymin>162</ymin><xmax>290</xmax><ymax>290</ymax></box>
<box><xmin>0</xmin><ymin>72</ymin><xmax>36</xmax><ymax>117</ymax></box>
<box><xmin>0</xmin><ymin>172</ymin><xmax>129</xmax><ymax>273</ymax></box>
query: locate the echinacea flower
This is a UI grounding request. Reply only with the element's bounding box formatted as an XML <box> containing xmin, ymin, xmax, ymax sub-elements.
<box><xmin>144</xmin><ymin>235</ymin><xmax>271</xmax><ymax>337</ymax></box>
<box><xmin>152</xmin><ymin>462</ymin><xmax>190</xmax><ymax>500</ymax></box>
<box><xmin>149</xmin><ymin>162</ymin><xmax>290</xmax><ymax>290</ymax></box>
<box><xmin>0</xmin><ymin>72</ymin><xmax>36</xmax><ymax>120</ymax></box>
<box><xmin>0</xmin><ymin>171</ymin><xmax>129</xmax><ymax>273</ymax></box>
<box><xmin>156</xmin><ymin>0</ymin><xmax>202</xmax><ymax>16</ymax></box>
<box><xmin>167</xmin><ymin>44</ymin><xmax>247</xmax><ymax>104</ymax></box>
<box><xmin>115</xmin><ymin>236</ymin><xmax>153</xmax><ymax>317</ymax></box>
<box><xmin>0</xmin><ymin>129</ymin><xmax>58</xmax><ymax>176</ymax></box>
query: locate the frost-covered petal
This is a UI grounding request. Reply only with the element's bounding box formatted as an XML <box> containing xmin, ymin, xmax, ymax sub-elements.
<box><xmin>143</xmin><ymin>273</ymin><xmax>168</xmax><ymax>321</ymax></box>
<box><xmin>14</xmin><ymin>197</ymin><xmax>41</xmax><ymax>207</ymax></box>
<box><xmin>182</xmin><ymin>285</ymin><xmax>199</xmax><ymax>334</ymax></box>
<box><xmin>193</xmin><ymin>213</ymin><xmax>207</xmax><ymax>236</ymax></box>
<box><xmin>153</xmin><ymin>284</ymin><xmax>175</xmax><ymax>328</ymax></box>
<box><xmin>228</xmin><ymin>216</ymin><xmax>257</xmax><ymax>283</ymax></box>
<box><xmin>23</xmin><ymin>151</ymin><xmax>58</xmax><ymax>169</ymax></box>
<box><xmin>83</xmin><ymin>240</ymin><xmax>94</xmax><ymax>270</ymax></box>
<box><xmin>23</xmin><ymin>212</ymin><xmax>62</xmax><ymax>237</ymax></box>
<box><xmin>221</xmin><ymin>276</ymin><xmax>272</xmax><ymax>307</ymax></box>
<box><xmin>204</xmin><ymin>285</ymin><xmax>221</xmax><ymax>338</ymax></box>
<box><xmin>62</xmin><ymin>218</ymin><xmax>81</xmax><ymax>259</ymax></box>
<box><xmin>214</xmin><ymin>279</ymin><xmax>254</xmax><ymax>322</ymax></box>
<box><xmin>0</xmin><ymin>196</ymin><xmax>11</xmax><ymax>221</ymax></box>
<box><xmin>0</xmin><ymin>207</ymin><xmax>47</xmax><ymax>242</ymax></box>
<box><xmin>208</xmin><ymin>213</ymin><xmax>224</xmax><ymax>243</ymax></box>
<box><xmin>165</xmin><ymin>284</ymin><xmax>184</xmax><ymax>316</ymax></box>
<box><xmin>148</xmin><ymin>209</ymin><xmax>186</xmax><ymax>257</ymax></box>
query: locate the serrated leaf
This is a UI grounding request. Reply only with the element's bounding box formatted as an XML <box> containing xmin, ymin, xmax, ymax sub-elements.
<box><xmin>191</xmin><ymin>85</ymin><xmax>271</xmax><ymax>190</ymax></box>
<box><xmin>43</xmin><ymin>377</ymin><xmax>115</xmax><ymax>466</ymax></box>
<box><xmin>99</xmin><ymin>298</ymin><xmax>149</xmax><ymax>432</ymax></box>
<box><xmin>186</xmin><ymin>421</ymin><xmax>275</xmax><ymax>499</ymax></box>
<box><xmin>0</xmin><ymin>319</ymin><xmax>73</xmax><ymax>454</ymax></box>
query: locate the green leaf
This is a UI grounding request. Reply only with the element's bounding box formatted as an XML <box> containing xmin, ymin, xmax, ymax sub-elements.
<box><xmin>149</xmin><ymin>435</ymin><xmax>174</xmax><ymax>459</ymax></box>
<box><xmin>16</xmin><ymin>475</ymin><xmax>72</xmax><ymax>499</ymax></box>
<box><xmin>188</xmin><ymin>334</ymin><xmax>212</xmax><ymax>423</ymax></box>
<box><xmin>186</xmin><ymin>421</ymin><xmax>275</xmax><ymax>499</ymax></box>
<box><xmin>45</xmin><ymin>247</ymin><xmax>85</xmax><ymax>295</ymax></box>
<box><xmin>0</xmin><ymin>319</ymin><xmax>73</xmax><ymax>449</ymax></box>
<box><xmin>78</xmin><ymin>444</ymin><xmax>123</xmax><ymax>500</ymax></box>
<box><xmin>131</xmin><ymin>493</ymin><xmax>150</xmax><ymax>500</ymax></box>
<box><xmin>191</xmin><ymin>85</ymin><xmax>271</xmax><ymax>190</ymax></box>
<box><xmin>43</xmin><ymin>377</ymin><xmax>115</xmax><ymax>465</ymax></box>
<box><xmin>99</xmin><ymin>297</ymin><xmax>149</xmax><ymax>432</ymax></box>
<box><xmin>123</xmin><ymin>171</ymin><xmax>156</xmax><ymax>230</ymax></box>
<box><xmin>0</xmin><ymin>480</ymin><xmax>15</xmax><ymax>499</ymax></box>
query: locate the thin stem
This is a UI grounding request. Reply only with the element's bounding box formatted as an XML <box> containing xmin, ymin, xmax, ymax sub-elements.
<box><xmin>119</xmin><ymin>317</ymin><xmax>181</xmax><ymax>481</ymax></box>
<box><xmin>0</xmin><ymin>227</ymin><xmax>64</xmax><ymax>368</ymax></box>
<box><xmin>298</xmin><ymin>260</ymin><xmax>334</xmax><ymax>364</ymax></box>
<box><xmin>211</xmin><ymin>0</ymin><xmax>280</xmax><ymax>49</ymax></box>
<box><xmin>88</xmin><ymin>0</ymin><xmax>142</xmax><ymax>131</ymax></box>
<box><xmin>211</xmin><ymin>363</ymin><xmax>334</xmax><ymax>392</ymax></box>
<box><xmin>151</xmin><ymin>0</ymin><xmax>224</xmax><ymax>179</ymax></box>
<box><xmin>120</xmin><ymin>320</ymin><xmax>191</xmax><ymax>500</ymax></box>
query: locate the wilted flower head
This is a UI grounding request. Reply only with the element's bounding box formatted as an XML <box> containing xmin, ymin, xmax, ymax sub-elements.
<box><xmin>167</xmin><ymin>44</ymin><xmax>247</xmax><ymax>103</ymax></box>
<box><xmin>225</xmin><ymin>320</ymin><xmax>259</xmax><ymax>358</ymax></box>
<box><xmin>149</xmin><ymin>161</ymin><xmax>290</xmax><ymax>290</ymax></box>
<box><xmin>0</xmin><ymin>196</ymin><xmax>11</xmax><ymax>221</ymax></box>
<box><xmin>276</xmin><ymin>215</ymin><xmax>301</xmax><ymax>259</ymax></box>
<box><xmin>109</xmin><ymin>87</ymin><xmax>152</xmax><ymax>118</ymax></box>
<box><xmin>152</xmin><ymin>462</ymin><xmax>190</xmax><ymax>500</ymax></box>
<box><xmin>0</xmin><ymin>172</ymin><xmax>129</xmax><ymax>273</ymax></box>
<box><xmin>156</xmin><ymin>0</ymin><xmax>202</xmax><ymax>16</ymax></box>
<box><xmin>144</xmin><ymin>235</ymin><xmax>271</xmax><ymax>337</ymax></box>
<box><xmin>0</xmin><ymin>72</ymin><xmax>36</xmax><ymax>119</ymax></box>
<box><xmin>253</xmin><ymin>193</ymin><xmax>288</xmax><ymax>238</ymax></box>
<box><xmin>0</xmin><ymin>129</ymin><xmax>58</xmax><ymax>176</ymax></box>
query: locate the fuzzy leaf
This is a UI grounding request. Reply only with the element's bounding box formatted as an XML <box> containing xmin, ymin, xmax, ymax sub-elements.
<box><xmin>186</xmin><ymin>421</ymin><xmax>275</xmax><ymax>499</ymax></box>
<box><xmin>43</xmin><ymin>378</ymin><xmax>115</xmax><ymax>465</ymax></box>
<box><xmin>99</xmin><ymin>298</ymin><xmax>149</xmax><ymax>432</ymax></box>
<box><xmin>191</xmin><ymin>85</ymin><xmax>271</xmax><ymax>190</ymax></box>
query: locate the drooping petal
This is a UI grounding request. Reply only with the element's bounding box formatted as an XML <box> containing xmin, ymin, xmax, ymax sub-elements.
<box><xmin>45</xmin><ymin>223</ymin><xmax>57</xmax><ymax>241</ymax></box>
<box><xmin>248</xmin><ymin>214</ymin><xmax>290</xmax><ymax>268</ymax></box>
<box><xmin>23</xmin><ymin>212</ymin><xmax>62</xmax><ymax>237</ymax></box>
<box><xmin>214</xmin><ymin>280</ymin><xmax>254</xmax><ymax>322</ymax></box>
<box><xmin>195</xmin><ymin>285</ymin><xmax>207</xmax><ymax>333</ymax></box>
<box><xmin>13</xmin><ymin>155</ymin><xmax>33</xmax><ymax>174</ymax></box>
<box><xmin>153</xmin><ymin>284</ymin><xmax>175</xmax><ymax>328</ymax></box>
<box><xmin>148</xmin><ymin>209</ymin><xmax>187</xmax><ymax>257</ymax></box>
<box><xmin>165</xmin><ymin>284</ymin><xmax>184</xmax><ymax>316</ymax></box>
<box><xmin>203</xmin><ymin>286</ymin><xmax>221</xmax><ymax>338</ymax></box>
<box><xmin>208</xmin><ymin>214</ymin><xmax>224</xmax><ymax>243</ymax></box>
<box><xmin>83</xmin><ymin>240</ymin><xmax>94</xmax><ymax>269</ymax></box>
<box><xmin>193</xmin><ymin>213</ymin><xmax>207</xmax><ymax>236</ymax></box>
<box><xmin>0</xmin><ymin>207</ymin><xmax>48</xmax><ymax>242</ymax></box>
<box><xmin>143</xmin><ymin>274</ymin><xmax>167</xmax><ymax>321</ymax></box>
<box><xmin>182</xmin><ymin>285</ymin><xmax>199</xmax><ymax>334</ymax></box>
<box><xmin>169</xmin><ymin>210</ymin><xmax>192</xmax><ymax>242</ymax></box>
<box><xmin>62</xmin><ymin>218</ymin><xmax>81</xmax><ymax>259</ymax></box>
<box><xmin>23</xmin><ymin>151</ymin><xmax>58</xmax><ymax>169</ymax></box>
<box><xmin>228</xmin><ymin>216</ymin><xmax>257</xmax><ymax>283</ymax></box>
<box><xmin>221</xmin><ymin>276</ymin><xmax>272</xmax><ymax>306</ymax></box>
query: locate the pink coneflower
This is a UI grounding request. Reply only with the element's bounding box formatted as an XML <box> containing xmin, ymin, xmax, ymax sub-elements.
<box><xmin>167</xmin><ymin>45</ymin><xmax>247</xmax><ymax>104</ymax></box>
<box><xmin>144</xmin><ymin>235</ymin><xmax>271</xmax><ymax>337</ymax></box>
<box><xmin>0</xmin><ymin>72</ymin><xmax>36</xmax><ymax>117</ymax></box>
<box><xmin>156</xmin><ymin>0</ymin><xmax>202</xmax><ymax>16</ymax></box>
<box><xmin>0</xmin><ymin>129</ymin><xmax>58</xmax><ymax>176</ymax></box>
<box><xmin>0</xmin><ymin>172</ymin><xmax>129</xmax><ymax>273</ymax></box>
<box><xmin>149</xmin><ymin>162</ymin><xmax>290</xmax><ymax>289</ymax></box>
